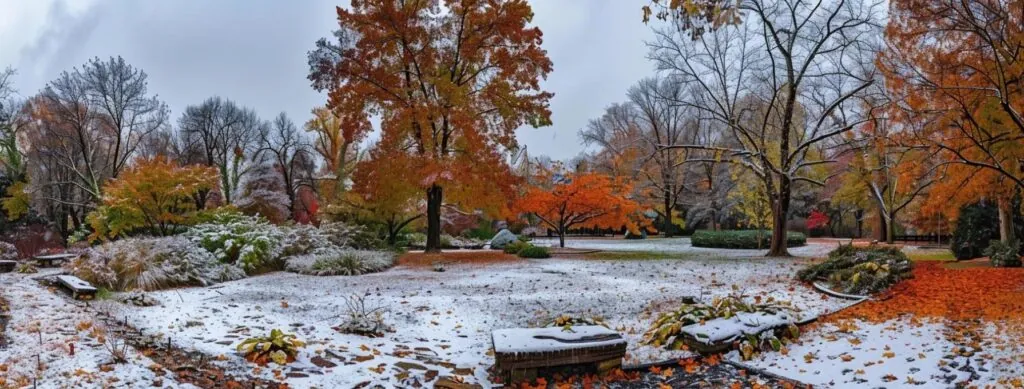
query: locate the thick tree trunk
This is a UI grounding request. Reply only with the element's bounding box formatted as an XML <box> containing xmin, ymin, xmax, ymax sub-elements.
<box><xmin>558</xmin><ymin>225</ymin><xmax>566</xmax><ymax>248</ymax></box>
<box><xmin>855</xmin><ymin>209</ymin><xmax>864</xmax><ymax>238</ymax></box>
<box><xmin>998</xmin><ymin>197</ymin><xmax>1015</xmax><ymax>244</ymax></box>
<box><xmin>767</xmin><ymin>180</ymin><xmax>792</xmax><ymax>257</ymax></box>
<box><xmin>425</xmin><ymin>185</ymin><xmax>443</xmax><ymax>253</ymax></box>
<box><xmin>663</xmin><ymin>195</ymin><xmax>674</xmax><ymax>238</ymax></box>
<box><xmin>877</xmin><ymin>207</ymin><xmax>888</xmax><ymax>242</ymax></box>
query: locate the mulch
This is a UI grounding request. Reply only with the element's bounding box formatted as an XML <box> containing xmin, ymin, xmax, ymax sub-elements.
<box><xmin>396</xmin><ymin>250</ymin><xmax>522</xmax><ymax>267</ymax></box>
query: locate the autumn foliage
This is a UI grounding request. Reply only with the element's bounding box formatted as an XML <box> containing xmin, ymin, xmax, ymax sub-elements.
<box><xmin>516</xmin><ymin>171</ymin><xmax>643</xmax><ymax>247</ymax></box>
<box><xmin>87</xmin><ymin>157</ymin><xmax>218</xmax><ymax>240</ymax></box>
<box><xmin>308</xmin><ymin>0</ymin><xmax>553</xmax><ymax>252</ymax></box>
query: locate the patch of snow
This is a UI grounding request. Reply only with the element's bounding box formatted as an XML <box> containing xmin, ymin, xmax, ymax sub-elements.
<box><xmin>684</xmin><ymin>311</ymin><xmax>795</xmax><ymax>345</ymax></box>
<box><xmin>492</xmin><ymin>326</ymin><xmax>624</xmax><ymax>354</ymax></box>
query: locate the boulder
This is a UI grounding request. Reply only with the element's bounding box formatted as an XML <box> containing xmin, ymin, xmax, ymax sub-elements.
<box><xmin>488</xmin><ymin>229</ymin><xmax>517</xmax><ymax>249</ymax></box>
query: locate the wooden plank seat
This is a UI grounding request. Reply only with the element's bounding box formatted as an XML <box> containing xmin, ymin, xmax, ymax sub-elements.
<box><xmin>0</xmin><ymin>260</ymin><xmax>15</xmax><ymax>273</ymax></box>
<box><xmin>492</xmin><ymin>326</ymin><xmax>627</xmax><ymax>383</ymax></box>
<box><xmin>33</xmin><ymin>253</ymin><xmax>77</xmax><ymax>267</ymax></box>
<box><xmin>56</xmin><ymin>275</ymin><xmax>98</xmax><ymax>300</ymax></box>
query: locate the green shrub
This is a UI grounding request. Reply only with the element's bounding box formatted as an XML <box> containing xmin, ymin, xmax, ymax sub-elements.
<box><xmin>517</xmin><ymin>246</ymin><xmax>550</xmax><ymax>258</ymax></box>
<box><xmin>503</xmin><ymin>240</ymin><xmax>531</xmax><ymax>254</ymax></box>
<box><xmin>691</xmin><ymin>230</ymin><xmax>806</xmax><ymax>249</ymax></box>
<box><xmin>797</xmin><ymin>244</ymin><xmax>912</xmax><ymax>295</ymax></box>
<box><xmin>187</xmin><ymin>214</ymin><xmax>284</xmax><ymax>272</ymax></box>
<box><xmin>950</xmin><ymin>203</ymin><xmax>1000</xmax><ymax>260</ymax></box>
<box><xmin>320</xmin><ymin>222</ymin><xmax>385</xmax><ymax>250</ymax></box>
<box><xmin>984</xmin><ymin>240</ymin><xmax>1022</xmax><ymax>268</ymax></box>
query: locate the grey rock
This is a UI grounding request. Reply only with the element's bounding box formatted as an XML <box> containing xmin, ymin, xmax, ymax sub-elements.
<box><xmin>488</xmin><ymin>229</ymin><xmax>517</xmax><ymax>249</ymax></box>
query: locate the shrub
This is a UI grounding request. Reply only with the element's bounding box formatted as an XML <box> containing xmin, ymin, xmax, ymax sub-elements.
<box><xmin>336</xmin><ymin>295</ymin><xmax>391</xmax><ymax>337</ymax></box>
<box><xmin>691</xmin><ymin>230</ymin><xmax>806</xmax><ymax>249</ymax></box>
<box><xmin>237</xmin><ymin>329</ymin><xmax>304</xmax><ymax>365</ymax></box>
<box><xmin>985</xmin><ymin>240</ymin><xmax>1022</xmax><ymax>268</ymax></box>
<box><xmin>950</xmin><ymin>202</ymin><xmax>1000</xmax><ymax>260</ymax></box>
<box><xmin>187</xmin><ymin>214</ymin><xmax>284</xmax><ymax>272</ymax></box>
<box><xmin>503</xmin><ymin>240</ymin><xmax>531</xmax><ymax>254</ymax></box>
<box><xmin>280</xmin><ymin>224</ymin><xmax>332</xmax><ymax>257</ymax></box>
<box><xmin>642</xmin><ymin>294</ymin><xmax>798</xmax><ymax>359</ymax></box>
<box><xmin>64</xmin><ymin>237</ymin><xmax>246</xmax><ymax>291</ymax></box>
<box><xmin>517</xmin><ymin>246</ymin><xmax>550</xmax><ymax>258</ymax></box>
<box><xmin>797</xmin><ymin>244</ymin><xmax>912</xmax><ymax>295</ymax></box>
<box><xmin>320</xmin><ymin>222</ymin><xmax>385</xmax><ymax>250</ymax></box>
<box><xmin>285</xmin><ymin>248</ymin><xmax>395</xmax><ymax>276</ymax></box>
<box><xmin>15</xmin><ymin>262</ymin><xmax>37</xmax><ymax>274</ymax></box>
<box><xmin>0</xmin><ymin>241</ymin><xmax>18</xmax><ymax>261</ymax></box>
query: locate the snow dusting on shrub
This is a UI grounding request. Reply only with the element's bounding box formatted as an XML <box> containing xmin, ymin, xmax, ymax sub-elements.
<box><xmin>320</xmin><ymin>222</ymin><xmax>385</xmax><ymax>250</ymax></box>
<box><xmin>285</xmin><ymin>248</ymin><xmax>395</xmax><ymax>276</ymax></box>
<box><xmin>187</xmin><ymin>213</ymin><xmax>285</xmax><ymax>272</ymax></box>
<box><xmin>64</xmin><ymin>236</ymin><xmax>245</xmax><ymax>291</ymax></box>
<box><xmin>280</xmin><ymin>223</ymin><xmax>332</xmax><ymax>257</ymax></box>
<box><xmin>0</xmin><ymin>240</ymin><xmax>19</xmax><ymax>261</ymax></box>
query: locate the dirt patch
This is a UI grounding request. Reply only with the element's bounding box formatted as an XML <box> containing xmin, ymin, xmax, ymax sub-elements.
<box><xmin>397</xmin><ymin>250</ymin><xmax>522</xmax><ymax>267</ymax></box>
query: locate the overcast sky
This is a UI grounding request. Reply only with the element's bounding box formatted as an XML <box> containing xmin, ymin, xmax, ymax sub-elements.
<box><xmin>0</xmin><ymin>0</ymin><xmax>657</xmax><ymax>161</ymax></box>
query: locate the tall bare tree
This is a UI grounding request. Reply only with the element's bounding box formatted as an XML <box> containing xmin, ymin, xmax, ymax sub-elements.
<box><xmin>177</xmin><ymin>97</ymin><xmax>263</xmax><ymax>205</ymax></box>
<box><xmin>650</xmin><ymin>0</ymin><xmax>883</xmax><ymax>255</ymax></box>
<box><xmin>259</xmin><ymin>113</ymin><xmax>316</xmax><ymax>220</ymax></box>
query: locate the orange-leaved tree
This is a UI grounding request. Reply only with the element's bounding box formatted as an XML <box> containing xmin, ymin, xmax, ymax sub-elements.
<box><xmin>350</xmin><ymin>146</ymin><xmax>424</xmax><ymax>246</ymax></box>
<box><xmin>308</xmin><ymin>0</ymin><xmax>553</xmax><ymax>252</ymax></box>
<box><xmin>516</xmin><ymin>170</ymin><xmax>643</xmax><ymax>248</ymax></box>
<box><xmin>87</xmin><ymin>156</ymin><xmax>218</xmax><ymax>240</ymax></box>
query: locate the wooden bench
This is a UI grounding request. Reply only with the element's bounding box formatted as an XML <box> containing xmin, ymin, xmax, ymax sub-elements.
<box><xmin>34</xmin><ymin>253</ymin><xmax>77</xmax><ymax>267</ymax></box>
<box><xmin>0</xmin><ymin>260</ymin><xmax>15</xmax><ymax>273</ymax></box>
<box><xmin>56</xmin><ymin>275</ymin><xmax>98</xmax><ymax>300</ymax></box>
<box><xmin>492</xmin><ymin>326</ymin><xmax>627</xmax><ymax>383</ymax></box>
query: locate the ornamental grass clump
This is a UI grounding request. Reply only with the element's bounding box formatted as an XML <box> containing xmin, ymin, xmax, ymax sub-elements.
<box><xmin>285</xmin><ymin>249</ymin><xmax>396</xmax><ymax>276</ymax></box>
<box><xmin>797</xmin><ymin>243</ymin><xmax>912</xmax><ymax>295</ymax></box>
<box><xmin>517</xmin><ymin>245</ymin><xmax>550</xmax><ymax>258</ymax></box>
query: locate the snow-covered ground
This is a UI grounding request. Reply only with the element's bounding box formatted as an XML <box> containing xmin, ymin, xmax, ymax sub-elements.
<box><xmin>742</xmin><ymin>318</ymin><xmax>1024</xmax><ymax>388</ymax></box>
<box><xmin>112</xmin><ymin>252</ymin><xmax>849</xmax><ymax>388</ymax></box>
<box><xmin>532</xmin><ymin>236</ymin><xmax>839</xmax><ymax>258</ymax></box>
<box><xmin>0</xmin><ymin>269</ymin><xmax>193</xmax><ymax>388</ymax></box>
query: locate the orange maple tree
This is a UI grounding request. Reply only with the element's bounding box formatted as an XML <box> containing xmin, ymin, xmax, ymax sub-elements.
<box><xmin>87</xmin><ymin>156</ymin><xmax>218</xmax><ymax>240</ymax></box>
<box><xmin>516</xmin><ymin>171</ymin><xmax>643</xmax><ymax>248</ymax></box>
<box><xmin>308</xmin><ymin>0</ymin><xmax>553</xmax><ymax>252</ymax></box>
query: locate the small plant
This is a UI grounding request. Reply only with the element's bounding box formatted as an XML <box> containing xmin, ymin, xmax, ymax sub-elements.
<box><xmin>236</xmin><ymin>329</ymin><xmax>305</xmax><ymax>365</ymax></box>
<box><xmin>285</xmin><ymin>249</ymin><xmax>395</xmax><ymax>276</ymax></box>
<box><xmin>545</xmin><ymin>314</ymin><xmax>609</xmax><ymax>332</ymax></box>
<box><xmin>14</xmin><ymin>262</ymin><xmax>37</xmax><ymax>274</ymax></box>
<box><xmin>984</xmin><ymin>240</ymin><xmax>1022</xmax><ymax>268</ymax></box>
<box><xmin>103</xmin><ymin>336</ymin><xmax>130</xmax><ymax>364</ymax></box>
<box><xmin>432</xmin><ymin>262</ymin><xmax>446</xmax><ymax>272</ymax></box>
<box><xmin>335</xmin><ymin>295</ymin><xmax>391</xmax><ymax>337</ymax></box>
<box><xmin>314</xmin><ymin>254</ymin><xmax>366</xmax><ymax>276</ymax></box>
<box><xmin>517</xmin><ymin>246</ymin><xmax>550</xmax><ymax>258</ymax></box>
<box><xmin>503</xmin><ymin>240</ymin><xmax>531</xmax><ymax>254</ymax></box>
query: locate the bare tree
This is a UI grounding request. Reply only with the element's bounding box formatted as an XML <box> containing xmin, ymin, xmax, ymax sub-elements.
<box><xmin>650</xmin><ymin>0</ymin><xmax>884</xmax><ymax>255</ymax></box>
<box><xmin>177</xmin><ymin>97</ymin><xmax>263</xmax><ymax>205</ymax></box>
<box><xmin>80</xmin><ymin>56</ymin><xmax>169</xmax><ymax>178</ymax></box>
<box><xmin>258</xmin><ymin>113</ymin><xmax>316</xmax><ymax>220</ymax></box>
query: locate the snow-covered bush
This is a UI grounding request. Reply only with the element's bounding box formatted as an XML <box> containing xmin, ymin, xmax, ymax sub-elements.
<box><xmin>285</xmin><ymin>248</ymin><xmax>395</xmax><ymax>276</ymax></box>
<box><xmin>797</xmin><ymin>244</ymin><xmax>912</xmax><ymax>295</ymax></box>
<box><xmin>405</xmin><ymin>232</ymin><xmax>485</xmax><ymax>249</ymax></box>
<box><xmin>643</xmin><ymin>294</ymin><xmax>797</xmax><ymax>351</ymax></box>
<box><xmin>0</xmin><ymin>241</ymin><xmax>19</xmax><ymax>261</ymax></box>
<box><xmin>187</xmin><ymin>213</ymin><xmax>285</xmax><ymax>272</ymax></box>
<box><xmin>320</xmin><ymin>222</ymin><xmax>384</xmax><ymax>250</ymax></box>
<box><xmin>64</xmin><ymin>237</ymin><xmax>245</xmax><ymax>291</ymax></box>
<box><xmin>280</xmin><ymin>223</ymin><xmax>332</xmax><ymax>257</ymax></box>
<box><xmin>985</xmin><ymin>240</ymin><xmax>1022</xmax><ymax>268</ymax></box>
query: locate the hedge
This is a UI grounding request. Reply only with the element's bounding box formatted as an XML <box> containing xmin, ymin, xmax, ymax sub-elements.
<box><xmin>690</xmin><ymin>230</ymin><xmax>806</xmax><ymax>249</ymax></box>
<box><xmin>517</xmin><ymin>246</ymin><xmax>551</xmax><ymax>259</ymax></box>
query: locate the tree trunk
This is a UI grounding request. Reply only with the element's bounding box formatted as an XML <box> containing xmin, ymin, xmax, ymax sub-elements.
<box><xmin>886</xmin><ymin>211</ymin><xmax>896</xmax><ymax>244</ymax></box>
<box><xmin>767</xmin><ymin>180</ymin><xmax>791</xmax><ymax>257</ymax></box>
<box><xmin>877</xmin><ymin>208</ymin><xmax>887</xmax><ymax>242</ymax></box>
<box><xmin>998</xmin><ymin>197</ymin><xmax>1015</xmax><ymax>244</ymax></box>
<box><xmin>855</xmin><ymin>209</ymin><xmax>864</xmax><ymax>238</ymax></box>
<box><xmin>426</xmin><ymin>185</ymin><xmax>443</xmax><ymax>253</ymax></box>
<box><xmin>558</xmin><ymin>226</ymin><xmax>566</xmax><ymax>248</ymax></box>
<box><xmin>663</xmin><ymin>195</ymin><xmax>674</xmax><ymax>238</ymax></box>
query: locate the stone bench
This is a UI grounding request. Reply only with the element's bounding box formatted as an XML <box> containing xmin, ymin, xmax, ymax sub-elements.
<box><xmin>34</xmin><ymin>253</ymin><xmax>77</xmax><ymax>267</ymax></box>
<box><xmin>492</xmin><ymin>325</ymin><xmax>627</xmax><ymax>383</ymax></box>
<box><xmin>0</xmin><ymin>260</ymin><xmax>15</xmax><ymax>273</ymax></box>
<box><xmin>56</xmin><ymin>275</ymin><xmax>98</xmax><ymax>300</ymax></box>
